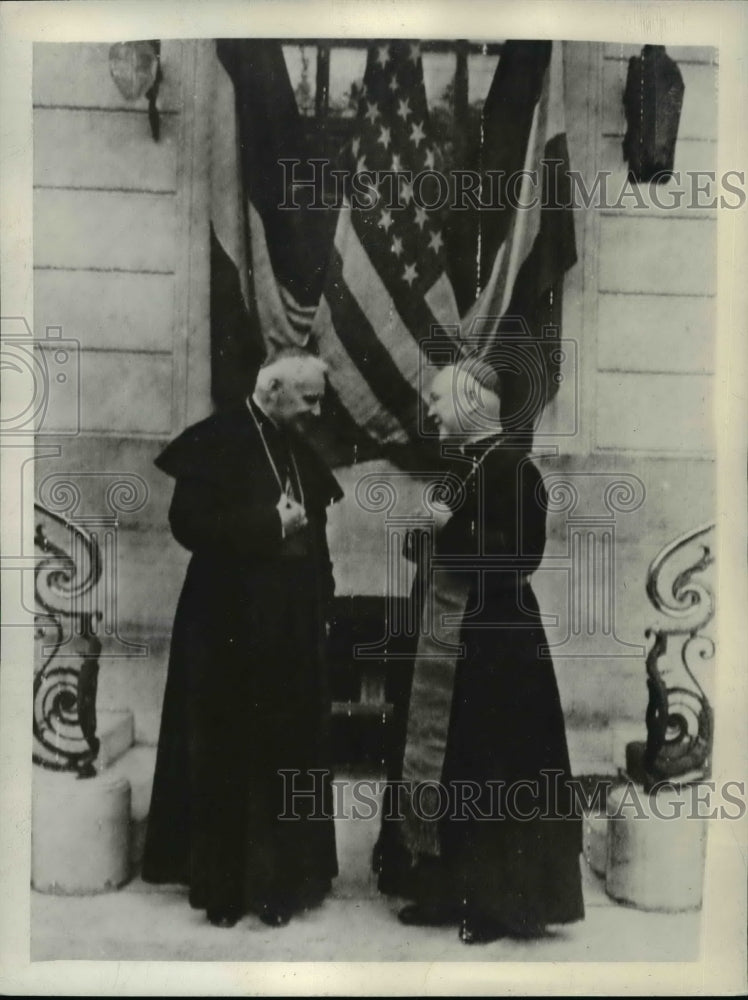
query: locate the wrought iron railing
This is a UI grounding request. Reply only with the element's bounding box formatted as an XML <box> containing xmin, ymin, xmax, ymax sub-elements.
<box><xmin>635</xmin><ymin>522</ymin><xmax>716</xmax><ymax>789</ymax></box>
<box><xmin>33</xmin><ymin>501</ymin><xmax>103</xmax><ymax>777</ymax></box>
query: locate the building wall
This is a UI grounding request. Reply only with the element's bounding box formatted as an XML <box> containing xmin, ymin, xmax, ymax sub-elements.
<box><xmin>33</xmin><ymin>40</ymin><xmax>212</xmax><ymax>437</ymax></box>
<box><xmin>539</xmin><ymin>41</ymin><xmax>717</xmax><ymax>722</ymax></box>
<box><xmin>33</xmin><ymin>41</ymin><xmax>211</xmax><ymax>741</ymax></box>
<box><xmin>593</xmin><ymin>42</ymin><xmax>716</xmax><ymax>456</ymax></box>
<box><xmin>32</xmin><ymin>40</ymin><xmax>717</xmax><ymax>745</ymax></box>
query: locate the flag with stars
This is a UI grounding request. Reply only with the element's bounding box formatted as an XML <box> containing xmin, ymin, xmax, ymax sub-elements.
<box><xmin>312</xmin><ymin>40</ymin><xmax>460</xmax><ymax>447</ymax></box>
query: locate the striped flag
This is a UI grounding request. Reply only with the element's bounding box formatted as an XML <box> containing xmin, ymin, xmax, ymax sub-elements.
<box><xmin>453</xmin><ymin>41</ymin><xmax>577</xmax><ymax>435</ymax></box>
<box><xmin>208</xmin><ymin>39</ymin><xmax>576</xmax><ymax>451</ymax></box>
<box><xmin>210</xmin><ymin>40</ymin><xmax>336</xmax><ymax>408</ymax></box>
<box><xmin>311</xmin><ymin>41</ymin><xmax>460</xmax><ymax>447</ymax></box>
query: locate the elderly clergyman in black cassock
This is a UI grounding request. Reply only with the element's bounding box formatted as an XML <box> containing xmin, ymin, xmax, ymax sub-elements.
<box><xmin>374</xmin><ymin>359</ymin><xmax>585</xmax><ymax>945</ymax></box>
<box><xmin>142</xmin><ymin>348</ymin><xmax>342</xmax><ymax>929</ymax></box>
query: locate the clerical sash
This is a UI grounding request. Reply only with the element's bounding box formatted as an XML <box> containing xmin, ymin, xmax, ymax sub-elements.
<box><xmin>400</xmin><ymin>567</ymin><xmax>471</xmax><ymax>858</ymax></box>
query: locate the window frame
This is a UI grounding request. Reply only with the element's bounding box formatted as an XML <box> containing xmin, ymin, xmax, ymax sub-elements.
<box><xmin>282</xmin><ymin>39</ymin><xmax>504</xmax><ymax>158</ymax></box>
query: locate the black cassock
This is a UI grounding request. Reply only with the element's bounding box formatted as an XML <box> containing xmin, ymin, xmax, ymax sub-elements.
<box><xmin>142</xmin><ymin>402</ymin><xmax>342</xmax><ymax>918</ymax></box>
<box><xmin>376</xmin><ymin>435</ymin><xmax>585</xmax><ymax>934</ymax></box>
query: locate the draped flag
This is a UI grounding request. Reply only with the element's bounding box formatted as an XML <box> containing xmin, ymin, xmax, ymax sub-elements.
<box><xmin>210</xmin><ymin>40</ymin><xmax>336</xmax><ymax>409</ymax></box>
<box><xmin>208</xmin><ymin>38</ymin><xmax>576</xmax><ymax>452</ymax></box>
<box><xmin>450</xmin><ymin>41</ymin><xmax>577</xmax><ymax>436</ymax></box>
<box><xmin>311</xmin><ymin>41</ymin><xmax>460</xmax><ymax>447</ymax></box>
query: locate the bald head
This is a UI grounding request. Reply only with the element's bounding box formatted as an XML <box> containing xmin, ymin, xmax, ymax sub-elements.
<box><xmin>253</xmin><ymin>352</ymin><xmax>328</xmax><ymax>428</ymax></box>
<box><xmin>428</xmin><ymin>362</ymin><xmax>502</xmax><ymax>440</ymax></box>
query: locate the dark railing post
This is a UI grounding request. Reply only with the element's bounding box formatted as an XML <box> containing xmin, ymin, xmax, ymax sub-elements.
<box><xmin>626</xmin><ymin>522</ymin><xmax>716</xmax><ymax>790</ymax></box>
<box><xmin>33</xmin><ymin>503</ymin><xmax>103</xmax><ymax>777</ymax></box>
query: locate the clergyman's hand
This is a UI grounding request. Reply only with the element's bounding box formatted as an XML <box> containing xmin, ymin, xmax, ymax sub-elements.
<box><xmin>277</xmin><ymin>494</ymin><xmax>308</xmax><ymax>537</ymax></box>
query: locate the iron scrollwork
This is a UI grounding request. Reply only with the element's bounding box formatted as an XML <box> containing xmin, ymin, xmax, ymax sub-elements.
<box><xmin>639</xmin><ymin>522</ymin><xmax>715</xmax><ymax>789</ymax></box>
<box><xmin>33</xmin><ymin>502</ymin><xmax>103</xmax><ymax>777</ymax></box>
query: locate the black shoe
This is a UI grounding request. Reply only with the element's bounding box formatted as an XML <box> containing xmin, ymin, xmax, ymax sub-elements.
<box><xmin>206</xmin><ymin>908</ymin><xmax>240</xmax><ymax>929</ymax></box>
<box><xmin>459</xmin><ymin>916</ymin><xmax>506</xmax><ymax>945</ymax></box>
<box><xmin>259</xmin><ymin>902</ymin><xmax>292</xmax><ymax>928</ymax></box>
<box><xmin>398</xmin><ymin>903</ymin><xmax>459</xmax><ymax>927</ymax></box>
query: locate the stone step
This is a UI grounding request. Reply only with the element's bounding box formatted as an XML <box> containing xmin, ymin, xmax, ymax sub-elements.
<box><xmin>97</xmin><ymin>646</ymin><xmax>170</xmax><ymax>747</ymax></box>
<box><xmin>97</xmin><ymin>640</ymin><xmax>651</xmax><ymax>751</ymax></box>
<box><xmin>610</xmin><ymin>719</ymin><xmax>647</xmax><ymax>772</ymax></box>
<box><xmin>96</xmin><ymin>709</ymin><xmax>135</xmax><ymax>770</ymax></box>
<box><xmin>90</xmin><ymin>722</ymin><xmax>629</xmax><ymax>882</ymax></box>
<box><xmin>104</xmin><ymin>744</ymin><xmax>157</xmax><ymax>869</ymax></box>
<box><xmin>94</xmin><ymin>702</ymin><xmax>625</xmax><ymax>805</ymax></box>
<box><xmin>104</xmin><ymin>727</ymin><xmax>619</xmax><ymax>832</ymax></box>
<box><xmin>567</xmin><ymin>722</ymin><xmax>651</xmax><ymax>777</ymax></box>
<box><xmin>566</xmin><ymin>726</ymin><xmax>617</xmax><ymax>777</ymax></box>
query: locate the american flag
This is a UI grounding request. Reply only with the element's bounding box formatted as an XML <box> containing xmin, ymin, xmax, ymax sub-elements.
<box><xmin>312</xmin><ymin>40</ymin><xmax>460</xmax><ymax>447</ymax></box>
<box><xmin>210</xmin><ymin>39</ymin><xmax>576</xmax><ymax>452</ymax></box>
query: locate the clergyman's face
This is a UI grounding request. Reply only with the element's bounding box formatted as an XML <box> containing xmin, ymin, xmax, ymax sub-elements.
<box><xmin>266</xmin><ymin>366</ymin><xmax>326</xmax><ymax>429</ymax></box>
<box><xmin>427</xmin><ymin>367</ymin><xmax>462</xmax><ymax>439</ymax></box>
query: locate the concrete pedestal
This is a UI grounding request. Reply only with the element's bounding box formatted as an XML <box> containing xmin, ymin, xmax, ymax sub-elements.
<box><xmin>32</xmin><ymin>769</ymin><xmax>131</xmax><ymax>894</ymax></box>
<box><xmin>583</xmin><ymin>810</ymin><xmax>609</xmax><ymax>876</ymax></box>
<box><xmin>605</xmin><ymin>783</ymin><xmax>707</xmax><ymax>912</ymax></box>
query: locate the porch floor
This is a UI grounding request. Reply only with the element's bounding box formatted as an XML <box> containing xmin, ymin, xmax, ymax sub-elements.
<box><xmin>31</xmin><ymin>773</ymin><xmax>701</xmax><ymax>964</ymax></box>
